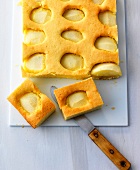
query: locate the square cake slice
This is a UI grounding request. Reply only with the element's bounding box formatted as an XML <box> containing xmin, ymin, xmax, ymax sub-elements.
<box><xmin>54</xmin><ymin>78</ymin><xmax>104</xmax><ymax>120</ymax></box>
<box><xmin>7</xmin><ymin>79</ymin><xmax>55</xmax><ymax>128</ymax></box>
<box><xmin>21</xmin><ymin>0</ymin><xmax>122</xmax><ymax>79</ymax></box>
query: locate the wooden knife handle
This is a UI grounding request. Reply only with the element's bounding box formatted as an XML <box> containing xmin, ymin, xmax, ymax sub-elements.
<box><xmin>88</xmin><ymin>128</ymin><xmax>131</xmax><ymax>170</ymax></box>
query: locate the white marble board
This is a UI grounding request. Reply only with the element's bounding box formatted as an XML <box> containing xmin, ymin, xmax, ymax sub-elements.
<box><xmin>9</xmin><ymin>0</ymin><xmax>128</xmax><ymax>127</ymax></box>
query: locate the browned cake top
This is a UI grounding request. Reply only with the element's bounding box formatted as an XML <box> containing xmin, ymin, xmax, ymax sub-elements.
<box><xmin>7</xmin><ymin>79</ymin><xmax>55</xmax><ymax>128</ymax></box>
<box><xmin>21</xmin><ymin>0</ymin><xmax>120</xmax><ymax>79</ymax></box>
<box><xmin>54</xmin><ymin>78</ymin><xmax>104</xmax><ymax>120</ymax></box>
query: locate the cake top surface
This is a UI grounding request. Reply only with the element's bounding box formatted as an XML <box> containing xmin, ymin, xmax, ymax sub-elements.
<box><xmin>21</xmin><ymin>0</ymin><xmax>120</xmax><ymax>79</ymax></box>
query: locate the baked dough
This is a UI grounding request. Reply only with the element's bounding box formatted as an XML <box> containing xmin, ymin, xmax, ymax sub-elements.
<box><xmin>21</xmin><ymin>0</ymin><xmax>121</xmax><ymax>79</ymax></box>
<box><xmin>54</xmin><ymin>78</ymin><xmax>104</xmax><ymax>120</ymax></box>
<box><xmin>7</xmin><ymin>79</ymin><xmax>55</xmax><ymax>128</ymax></box>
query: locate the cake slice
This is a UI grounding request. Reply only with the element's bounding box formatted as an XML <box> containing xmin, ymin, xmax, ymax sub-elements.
<box><xmin>7</xmin><ymin>79</ymin><xmax>55</xmax><ymax>128</ymax></box>
<box><xmin>54</xmin><ymin>78</ymin><xmax>104</xmax><ymax>120</ymax></box>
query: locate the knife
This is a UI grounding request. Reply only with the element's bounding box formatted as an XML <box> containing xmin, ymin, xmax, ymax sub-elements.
<box><xmin>50</xmin><ymin>86</ymin><xmax>131</xmax><ymax>170</ymax></box>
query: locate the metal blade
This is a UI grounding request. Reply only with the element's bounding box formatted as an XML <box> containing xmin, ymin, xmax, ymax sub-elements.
<box><xmin>50</xmin><ymin>86</ymin><xmax>58</xmax><ymax>103</ymax></box>
<box><xmin>74</xmin><ymin>115</ymin><xmax>95</xmax><ymax>134</ymax></box>
<box><xmin>50</xmin><ymin>86</ymin><xmax>95</xmax><ymax>134</ymax></box>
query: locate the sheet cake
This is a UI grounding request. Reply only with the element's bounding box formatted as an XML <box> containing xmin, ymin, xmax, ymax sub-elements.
<box><xmin>21</xmin><ymin>0</ymin><xmax>122</xmax><ymax>79</ymax></box>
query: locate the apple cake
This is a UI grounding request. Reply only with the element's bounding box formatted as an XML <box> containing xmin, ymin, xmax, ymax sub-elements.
<box><xmin>21</xmin><ymin>0</ymin><xmax>122</xmax><ymax>79</ymax></box>
<box><xmin>54</xmin><ymin>78</ymin><xmax>104</xmax><ymax>120</ymax></box>
<box><xmin>7</xmin><ymin>79</ymin><xmax>55</xmax><ymax>128</ymax></box>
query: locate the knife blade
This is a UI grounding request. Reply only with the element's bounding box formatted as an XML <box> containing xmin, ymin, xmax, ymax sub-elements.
<box><xmin>50</xmin><ymin>86</ymin><xmax>131</xmax><ymax>170</ymax></box>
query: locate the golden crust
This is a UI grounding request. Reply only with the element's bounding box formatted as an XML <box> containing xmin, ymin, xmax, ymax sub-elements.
<box><xmin>7</xmin><ymin>79</ymin><xmax>55</xmax><ymax>128</ymax></box>
<box><xmin>54</xmin><ymin>78</ymin><xmax>104</xmax><ymax>120</ymax></box>
<box><xmin>21</xmin><ymin>0</ymin><xmax>120</xmax><ymax>79</ymax></box>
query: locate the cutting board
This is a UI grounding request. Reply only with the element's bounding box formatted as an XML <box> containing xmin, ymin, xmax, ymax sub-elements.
<box><xmin>9</xmin><ymin>0</ymin><xmax>128</xmax><ymax>127</ymax></box>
